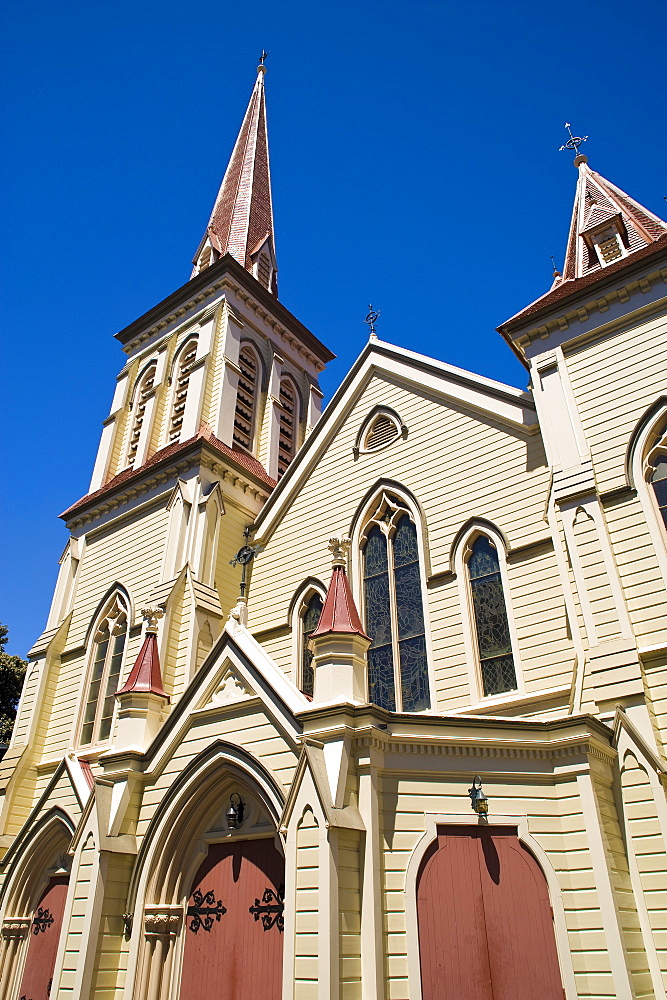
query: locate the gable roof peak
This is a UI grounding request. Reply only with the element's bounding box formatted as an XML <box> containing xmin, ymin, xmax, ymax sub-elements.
<box><xmin>192</xmin><ymin>62</ymin><xmax>278</xmax><ymax>295</ymax></box>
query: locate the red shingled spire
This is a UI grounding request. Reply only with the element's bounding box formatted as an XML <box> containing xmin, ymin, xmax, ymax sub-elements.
<box><xmin>117</xmin><ymin>631</ymin><xmax>168</xmax><ymax>699</ymax></box>
<box><xmin>192</xmin><ymin>59</ymin><xmax>277</xmax><ymax>294</ymax></box>
<box><xmin>311</xmin><ymin>542</ymin><xmax>369</xmax><ymax>640</ymax></box>
<box><xmin>561</xmin><ymin>155</ymin><xmax>667</xmax><ymax>282</ymax></box>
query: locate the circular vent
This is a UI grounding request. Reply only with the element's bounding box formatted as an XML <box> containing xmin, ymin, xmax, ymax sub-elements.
<box><xmin>365</xmin><ymin>414</ymin><xmax>399</xmax><ymax>450</ymax></box>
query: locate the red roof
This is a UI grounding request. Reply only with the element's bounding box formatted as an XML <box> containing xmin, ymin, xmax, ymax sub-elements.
<box><xmin>311</xmin><ymin>565</ymin><xmax>370</xmax><ymax>640</ymax></box>
<box><xmin>196</xmin><ymin>66</ymin><xmax>277</xmax><ymax>294</ymax></box>
<box><xmin>61</xmin><ymin>425</ymin><xmax>276</xmax><ymax>520</ymax></box>
<box><xmin>117</xmin><ymin>633</ymin><xmax>168</xmax><ymax>699</ymax></box>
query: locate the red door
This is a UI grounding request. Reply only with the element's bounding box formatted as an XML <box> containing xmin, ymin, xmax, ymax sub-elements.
<box><xmin>16</xmin><ymin>875</ymin><xmax>69</xmax><ymax>1000</ymax></box>
<box><xmin>417</xmin><ymin>826</ymin><xmax>563</xmax><ymax>1000</ymax></box>
<box><xmin>179</xmin><ymin>838</ymin><xmax>284</xmax><ymax>1000</ymax></box>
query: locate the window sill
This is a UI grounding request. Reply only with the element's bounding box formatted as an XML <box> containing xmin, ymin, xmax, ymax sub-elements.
<box><xmin>450</xmin><ymin>683</ymin><xmax>571</xmax><ymax>717</ymax></box>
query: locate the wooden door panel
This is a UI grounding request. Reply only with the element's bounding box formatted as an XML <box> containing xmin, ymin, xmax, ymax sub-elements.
<box><xmin>417</xmin><ymin>826</ymin><xmax>563</xmax><ymax>1000</ymax></box>
<box><xmin>16</xmin><ymin>876</ymin><xmax>69</xmax><ymax>1000</ymax></box>
<box><xmin>479</xmin><ymin>831</ymin><xmax>563</xmax><ymax>1000</ymax></box>
<box><xmin>417</xmin><ymin>828</ymin><xmax>493</xmax><ymax>1000</ymax></box>
<box><xmin>179</xmin><ymin>838</ymin><xmax>284</xmax><ymax>1000</ymax></box>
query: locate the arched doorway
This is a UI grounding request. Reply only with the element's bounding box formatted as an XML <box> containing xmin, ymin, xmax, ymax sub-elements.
<box><xmin>15</xmin><ymin>874</ymin><xmax>69</xmax><ymax>1000</ymax></box>
<box><xmin>179</xmin><ymin>838</ymin><xmax>284</xmax><ymax>1000</ymax></box>
<box><xmin>417</xmin><ymin>825</ymin><xmax>563</xmax><ymax>1000</ymax></box>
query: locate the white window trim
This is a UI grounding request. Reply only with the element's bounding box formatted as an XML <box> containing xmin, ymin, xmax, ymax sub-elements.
<box><xmin>351</xmin><ymin>487</ymin><xmax>435</xmax><ymax>713</ymax></box>
<box><xmin>290</xmin><ymin>580</ymin><xmax>326</xmax><ymax>692</ymax></box>
<box><xmin>234</xmin><ymin>341</ymin><xmax>262</xmax><ymax>453</ymax></box>
<box><xmin>125</xmin><ymin>360</ymin><xmax>158</xmax><ymax>467</ymax></box>
<box><xmin>353</xmin><ymin>405</ymin><xmax>407</xmax><ymax>458</ymax></box>
<box><xmin>165</xmin><ymin>334</ymin><xmax>200</xmax><ymax>446</ymax></box>
<box><xmin>454</xmin><ymin>522</ymin><xmax>524</xmax><ymax>706</ymax></box>
<box><xmin>631</xmin><ymin>403</ymin><xmax>667</xmax><ymax>592</ymax></box>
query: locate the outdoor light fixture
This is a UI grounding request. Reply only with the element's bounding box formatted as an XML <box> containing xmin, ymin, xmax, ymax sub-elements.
<box><xmin>468</xmin><ymin>775</ymin><xmax>489</xmax><ymax>815</ymax></box>
<box><xmin>226</xmin><ymin>792</ymin><xmax>245</xmax><ymax>829</ymax></box>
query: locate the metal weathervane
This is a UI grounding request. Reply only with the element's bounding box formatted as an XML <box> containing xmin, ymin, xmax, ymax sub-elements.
<box><xmin>365</xmin><ymin>305</ymin><xmax>380</xmax><ymax>338</ymax></box>
<box><xmin>229</xmin><ymin>526</ymin><xmax>263</xmax><ymax>599</ymax></box>
<box><xmin>559</xmin><ymin>122</ymin><xmax>588</xmax><ymax>154</ymax></box>
<box><xmin>259</xmin><ymin>49</ymin><xmax>269</xmax><ymax>65</ymax></box>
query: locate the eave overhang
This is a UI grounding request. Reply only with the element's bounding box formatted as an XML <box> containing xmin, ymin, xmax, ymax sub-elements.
<box><xmin>115</xmin><ymin>253</ymin><xmax>335</xmax><ymax>364</ymax></box>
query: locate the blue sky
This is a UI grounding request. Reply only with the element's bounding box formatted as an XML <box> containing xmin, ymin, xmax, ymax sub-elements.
<box><xmin>2</xmin><ymin>0</ymin><xmax>666</xmax><ymax>655</ymax></box>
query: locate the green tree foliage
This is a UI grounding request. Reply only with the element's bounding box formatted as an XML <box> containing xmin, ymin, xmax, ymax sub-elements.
<box><xmin>0</xmin><ymin>623</ymin><xmax>27</xmax><ymax>744</ymax></box>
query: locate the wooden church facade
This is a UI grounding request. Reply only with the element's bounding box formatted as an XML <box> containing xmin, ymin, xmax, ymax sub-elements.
<box><xmin>2</xmin><ymin>66</ymin><xmax>667</xmax><ymax>1000</ymax></box>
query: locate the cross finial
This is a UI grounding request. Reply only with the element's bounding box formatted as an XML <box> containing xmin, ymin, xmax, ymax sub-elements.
<box><xmin>259</xmin><ymin>50</ymin><xmax>268</xmax><ymax>66</ymax></box>
<box><xmin>559</xmin><ymin>122</ymin><xmax>588</xmax><ymax>163</ymax></box>
<box><xmin>365</xmin><ymin>305</ymin><xmax>380</xmax><ymax>340</ymax></box>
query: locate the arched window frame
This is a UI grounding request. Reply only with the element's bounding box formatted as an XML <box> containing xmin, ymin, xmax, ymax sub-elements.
<box><xmin>77</xmin><ymin>589</ymin><xmax>130</xmax><ymax>749</ymax></box>
<box><xmin>126</xmin><ymin>360</ymin><xmax>158</xmax><ymax>467</ymax></box>
<box><xmin>289</xmin><ymin>579</ymin><xmax>327</xmax><ymax>697</ymax></box>
<box><xmin>352</xmin><ymin>487</ymin><xmax>434</xmax><ymax>713</ymax></box>
<box><xmin>454</xmin><ymin>522</ymin><xmax>524</xmax><ymax>705</ymax></box>
<box><xmin>277</xmin><ymin>374</ymin><xmax>301</xmax><ymax>478</ymax></box>
<box><xmin>166</xmin><ymin>335</ymin><xmax>199</xmax><ymax>445</ymax></box>
<box><xmin>630</xmin><ymin>401</ymin><xmax>667</xmax><ymax>591</ymax></box>
<box><xmin>233</xmin><ymin>342</ymin><xmax>261</xmax><ymax>452</ymax></box>
<box><xmin>353</xmin><ymin>405</ymin><xmax>408</xmax><ymax>458</ymax></box>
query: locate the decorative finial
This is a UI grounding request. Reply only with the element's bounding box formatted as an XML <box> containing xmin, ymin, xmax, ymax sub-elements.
<box><xmin>550</xmin><ymin>255</ymin><xmax>561</xmax><ymax>279</ymax></box>
<box><xmin>257</xmin><ymin>50</ymin><xmax>268</xmax><ymax>73</ymax></box>
<box><xmin>559</xmin><ymin>122</ymin><xmax>588</xmax><ymax>165</ymax></box>
<box><xmin>141</xmin><ymin>607</ymin><xmax>164</xmax><ymax>633</ymax></box>
<box><xmin>364</xmin><ymin>305</ymin><xmax>380</xmax><ymax>340</ymax></box>
<box><xmin>328</xmin><ymin>537</ymin><xmax>351</xmax><ymax>567</ymax></box>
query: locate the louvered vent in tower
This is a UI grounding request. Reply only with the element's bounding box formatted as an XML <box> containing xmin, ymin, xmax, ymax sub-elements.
<box><xmin>168</xmin><ymin>339</ymin><xmax>198</xmax><ymax>443</ymax></box>
<box><xmin>278</xmin><ymin>378</ymin><xmax>296</xmax><ymax>478</ymax></box>
<box><xmin>233</xmin><ymin>346</ymin><xmax>258</xmax><ymax>451</ymax></box>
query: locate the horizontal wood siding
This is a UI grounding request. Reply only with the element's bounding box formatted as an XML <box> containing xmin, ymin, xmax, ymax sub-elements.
<box><xmin>58</xmin><ymin>832</ymin><xmax>95</xmax><ymax>996</ymax></box>
<box><xmin>295</xmin><ymin>807</ymin><xmax>319</xmax><ymax>999</ymax></box>
<box><xmin>338</xmin><ymin>829</ymin><xmax>362</xmax><ymax>999</ymax></box>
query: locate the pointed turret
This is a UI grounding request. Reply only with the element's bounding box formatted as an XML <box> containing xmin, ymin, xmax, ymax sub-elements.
<box><xmin>561</xmin><ymin>155</ymin><xmax>667</xmax><ymax>281</ymax></box>
<box><xmin>192</xmin><ymin>58</ymin><xmax>278</xmax><ymax>294</ymax></box>
<box><xmin>116</xmin><ymin>632</ymin><xmax>167</xmax><ymax>698</ymax></box>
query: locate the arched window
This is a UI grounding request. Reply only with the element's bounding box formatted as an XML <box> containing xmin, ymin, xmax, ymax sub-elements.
<box><xmin>80</xmin><ymin>594</ymin><xmax>128</xmax><ymax>746</ymax></box>
<box><xmin>649</xmin><ymin>455</ymin><xmax>667</xmax><ymax>529</ymax></box>
<box><xmin>168</xmin><ymin>338</ymin><xmax>198</xmax><ymax>443</ymax></box>
<box><xmin>278</xmin><ymin>377</ymin><xmax>297</xmax><ymax>477</ymax></box>
<box><xmin>466</xmin><ymin>535</ymin><xmax>517</xmax><ymax>697</ymax></box>
<box><xmin>127</xmin><ymin>362</ymin><xmax>156</xmax><ymax>465</ymax></box>
<box><xmin>300</xmin><ymin>591</ymin><xmax>323</xmax><ymax>697</ymax></box>
<box><xmin>361</xmin><ymin>493</ymin><xmax>430</xmax><ymax>712</ymax></box>
<box><xmin>233</xmin><ymin>345</ymin><xmax>259</xmax><ymax>451</ymax></box>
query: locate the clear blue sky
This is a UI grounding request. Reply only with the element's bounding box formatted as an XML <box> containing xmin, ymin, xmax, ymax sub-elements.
<box><xmin>2</xmin><ymin>0</ymin><xmax>666</xmax><ymax>655</ymax></box>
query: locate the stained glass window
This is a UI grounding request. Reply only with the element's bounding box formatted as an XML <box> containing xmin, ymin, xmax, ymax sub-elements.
<box><xmin>468</xmin><ymin>536</ymin><xmax>517</xmax><ymax>697</ymax></box>
<box><xmin>363</xmin><ymin>501</ymin><xmax>430</xmax><ymax>713</ymax></box>
<box><xmin>651</xmin><ymin>456</ymin><xmax>667</xmax><ymax>530</ymax></box>
<box><xmin>81</xmin><ymin>596</ymin><xmax>127</xmax><ymax>746</ymax></box>
<box><xmin>301</xmin><ymin>592</ymin><xmax>323</xmax><ymax>698</ymax></box>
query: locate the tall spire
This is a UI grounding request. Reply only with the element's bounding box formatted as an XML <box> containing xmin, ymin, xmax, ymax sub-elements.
<box><xmin>192</xmin><ymin>56</ymin><xmax>278</xmax><ymax>295</ymax></box>
<box><xmin>561</xmin><ymin>154</ymin><xmax>667</xmax><ymax>282</ymax></box>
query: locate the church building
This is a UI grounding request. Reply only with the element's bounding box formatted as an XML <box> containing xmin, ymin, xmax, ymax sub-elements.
<box><xmin>3</xmin><ymin>62</ymin><xmax>667</xmax><ymax>1000</ymax></box>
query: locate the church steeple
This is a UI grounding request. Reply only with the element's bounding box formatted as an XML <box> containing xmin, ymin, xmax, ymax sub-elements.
<box><xmin>560</xmin><ymin>154</ymin><xmax>667</xmax><ymax>282</ymax></box>
<box><xmin>192</xmin><ymin>56</ymin><xmax>278</xmax><ymax>294</ymax></box>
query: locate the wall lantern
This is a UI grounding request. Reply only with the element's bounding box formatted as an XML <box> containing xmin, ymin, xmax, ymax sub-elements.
<box><xmin>468</xmin><ymin>775</ymin><xmax>489</xmax><ymax>815</ymax></box>
<box><xmin>226</xmin><ymin>792</ymin><xmax>245</xmax><ymax>829</ymax></box>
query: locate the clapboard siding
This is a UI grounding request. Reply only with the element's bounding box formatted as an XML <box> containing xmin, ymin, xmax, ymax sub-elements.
<box><xmin>295</xmin><ymin>808</ymin><xmax>319</xmax><ymax>1000</ymax></box>
<box><xmin>57</xmin><ymin>832</ymin><xmax>95</xmax><ymax>996</ymax></box>
<box><xmin>566</xmin><ymin>314</ymin><xmax>667</xmax><ymax>493</ymax></box>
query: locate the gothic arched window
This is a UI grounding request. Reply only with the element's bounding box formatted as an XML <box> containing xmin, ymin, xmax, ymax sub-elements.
<box><xmin>361</xmin><ymin>494</ymin><xmax>430</xmax><ymax>713</ymax></box>
<box><xmin>650</xmin><ymin>455</ymin><xmax>667</xmax><ymax>529</ymax></box>
<box><xmin>80</xmin><ymin>593</ymin><xmax>128</xmax><ymax>745</ymax></box>
<box><xmin>300</xmin><ymin>591</ymin><xmax>323</xmax><ymax>698</ymax></box>
<box><xmin>168</xmin><ymin>337</ymin><xmax>198</xmax><ymax>443</ymax></box>
<box><xmin>278</xmin><ymin>377</ymin><xmax>297</xmax><ymax>477</ymax></box>
<box><xmin>127</xmin><ymin>362</ymin><xmax>157</xmax><ymax>465</ymax></box>
<box><xmin>466</xmin><ymin>535</ymin><xmax>517</xmax><ymax>697</ymax></box>
<box><xmin>233</xmin><ymin>345</ymin><xmax>259</xmax><ymax>451</ymax></box>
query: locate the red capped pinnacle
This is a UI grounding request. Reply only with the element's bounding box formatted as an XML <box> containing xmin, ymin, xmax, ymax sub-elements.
<box><xmin>311</xmin><ymin>539</ymin><xmax>370</xmax><ymax>640</ymax></box>
<box><xmin>116</xmin><ymin>632</ymin><xmax>168</xmax><ymax>699</ymax></box>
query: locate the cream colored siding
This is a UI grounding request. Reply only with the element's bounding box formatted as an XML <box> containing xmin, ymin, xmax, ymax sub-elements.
<box><xmin>604</xmin><ymin>494</ymin><xmax>667</xmax><ymax>648</ymax></box>
<box><xmin>572</xmin><ymin>508</ymin><xmax>621</xmax><ymax>643</ymax></box>
<box><xmin>12</xmin><ymin>662</ymin><xmax>40</xmax><ymax>744</ymax></box>
<box><xmin>58</xmin><ymin>832</ymin><xmax>96</xmax><ymax>996</ymax></box>
<box><xmin>294</xmin><ymin>807</ymin><xmax>319</xmax><ymax>999</ymax></box>
<box><xmin>338</xmin><ymin>829</ymin><xmax>362</xmax><ymax>999</ymax></box>
<box><xmin>89</xmin><ymin>854</ymin><xmax>133</xmax><ymax>1000</ymax></box>
<box><xmin>566</xmin><ymin>314</ymin><xmax>667</xmax><ymax>493</ymax></box>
